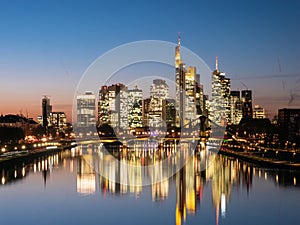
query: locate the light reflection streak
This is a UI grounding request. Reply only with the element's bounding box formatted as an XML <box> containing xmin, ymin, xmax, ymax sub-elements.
<box><xmin>0</xmin><ymin>142</ymin><xmax>299</xmax><ymax>225</ymax></box>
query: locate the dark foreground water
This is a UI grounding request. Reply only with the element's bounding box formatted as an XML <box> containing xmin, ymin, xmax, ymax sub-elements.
<box><xmin>0</xmin><ymin>143</ymin><xmax>299</xmax><ymax>225</ymax></box>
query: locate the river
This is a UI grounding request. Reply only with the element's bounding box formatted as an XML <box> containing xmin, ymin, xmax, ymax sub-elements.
<box><xmin>0</xmin><ymin>141</ymin><xmax>299</xmax><ymax>225</ymax></box>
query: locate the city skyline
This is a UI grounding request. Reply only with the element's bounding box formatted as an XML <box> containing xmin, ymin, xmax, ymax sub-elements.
<box><xmin>0</xmin><ymin>0</ymin><xmax>299</xmax><ymax>120</ymax></box>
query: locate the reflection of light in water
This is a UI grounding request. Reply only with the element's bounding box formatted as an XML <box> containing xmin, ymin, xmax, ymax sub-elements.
<box><xmin>14</xmin><ymin>170</ymin><xmax>17</xmax><ymax>178</ymax></box>
<box><xmin>294</xmin><ymin>177</ymin><xmax>297</xmax><ymax>186</ymax></box>
<box><xmin>38</xmin><ymin>161</ymin><xmax>41</xmax><ymax>171</ymax></box>
<box><xmin>276</xmin><ymin>174</ymin><xmax>279</xmax><ymax>184</ymax></box>
<box><xmin>221</xmin><ymin>193</ymin><xmax>226</xmax><ymax>218</ymax></box>
<box><xmin>70</xmin><ymin>160</ymin><xmax>74</xmax><ymax>173</ymax></box>
<box><xmin>22</xmin><ymin>167</ymin><xmax>25</xmax><ymax>177</ymax></box>
<box><xmin>34</xmin><ymin>163</ymin><xmax>37</xmax><ymax>173</ymax></box>
<box><xmin>71</xmin><ymin>148</ymin><xmax>75</xmax><ymax>157</ymax></box>
<box><xmin>264</xmin><ymin>172</ymin><xmax>267</xmax><ymax>180</ymax></box>
<box><xmin>258</xmin><ymin>170</ymin><xmax>261</xmax><ymax>178</ymax></box>
<box><xmin>1</xmin><ymin>177</ymin><xmax>5</xmax><ymax>185</ymax></box>
<box><xmin>63</xmin><ymin>159</ymin><xmax>66</xmax><ymax>168</ymax></box>
<box><xmin>42</xmin><ymin>160</ymin><xmax>44</xmax><ymax>171</ymax></box>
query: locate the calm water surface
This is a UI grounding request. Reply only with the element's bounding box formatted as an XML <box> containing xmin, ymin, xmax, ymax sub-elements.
<box><xmin>0</xmin><ymin>143</ymin><xmax>299</xmax><ymax>225</ymax></box>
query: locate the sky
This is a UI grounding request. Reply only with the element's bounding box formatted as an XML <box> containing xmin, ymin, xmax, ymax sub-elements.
<box><xmin>0</xmin><ymin>0</ymin><xmax>299</xmax><ymax>121</ymax></box>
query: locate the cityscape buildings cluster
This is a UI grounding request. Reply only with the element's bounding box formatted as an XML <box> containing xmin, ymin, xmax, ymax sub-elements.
<box><xmin>37</xmin><ymin>96</ymin><xmax>67</xmax><ymax>132</ymax></box>
<box><xmin>76</xmin><ymin>36</ymin><xmax>267</xmax><ymax>132</ymax></box>
<box><xmin>73</xmin><ymin>35</ymin><xmax>299</xmax><ymax>146</ymax></box>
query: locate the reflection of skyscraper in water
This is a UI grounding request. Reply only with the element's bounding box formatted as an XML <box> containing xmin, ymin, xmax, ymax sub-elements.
<box><xmin>97</xmin><ymin>146</ymin><xmax>143</xmax><ymax>196</ymax></box>
<box><xmin>205</xmin><ymin>155</ymin><xmax>231</xmax><ymax>224</ymax></box>
<box><xmin>77</xmin><ymin>150</ymin><xmax>96</xmax><ymax>195</ymax></box>
<box><xmin>175</xmin><ymin>156</ymin><xmax>197</xmax><ymax>225</ymax></box>
<box><xmin>205</xmin><ymin>154</ymin><xmax>255</xmax><ymax>225</ymax></box>
<box><xmin>150</xmin><ymin>159</ymin><xmax>169</xmax><ymax>201</ymax></box>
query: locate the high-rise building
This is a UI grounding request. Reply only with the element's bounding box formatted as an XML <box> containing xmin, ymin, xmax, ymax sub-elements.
<box><xmin>230</xmin><ymin>91</ymin><xmax>243</xmax><ymax>125</ymax></box>
<box><xmin>150</xmin><ymin>79</ymin><xmax>169</xmax><ymax>99</ymax></box>
<box><xmin>253</xmin><ymin>105</ymin><xmax>266</xmax><ymax>119</ymax></box>
<box><xmin>50</xmin><ymin>112</ymin><xmax>67</xmax><ymax>132</ymax></box>
<box><xmin>165</xmin><ymin>99</ymin><xmax>176</xmax><ymax>127</ymax></box>
<box><xmin>128</xmin><ymin>85</ymin><xmax>143</xmax><ymax>128</ymax></box>
<box><xmin>77</xmin><ymin>91</ymin><xmax>96</xmax><ymax>128</ymax></box>
<box><xmin>210</xmin><ymin>57</ymin><xmax>231</xmax><ymax>127</ymax></box>
<box><xmin>42</xmin><ymin>96</ymin><xmax>52</xmax><ymax>127</ymax></box>
<box><xmin>98</xmin><ymin>84</ymin><xmax>128</xmax><ymax>129</ymax></box>
<box><xmin>143</xmin><ymin>79</ymin><xmax>170</xmax><ymax>128</ymax></box>
<box><xmin>175</xmin><ymin>35</ymin><xmax>202</xmax><ymax>128</ymax></box>
<box><xmin>241</xmin><ymin>90</ymin><xmax>253</xmax><ymax>119</ymax></box>
<box><xmin>278</xmin><ymin>108</ymin><xmax>300</xmax><ymax>145</ymax></box>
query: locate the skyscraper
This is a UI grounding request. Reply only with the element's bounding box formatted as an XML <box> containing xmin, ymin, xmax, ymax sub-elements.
<box><xmin>230</xmin><ymin>91</ymin><xmax>243</xmax><ymax>125</ymax></box>
<box><xmin>128</xmin><ymin>85</ymin><xmax>143</xmax><ymax>128</ymax></box>
<box><xmin>42</xmin><ymin>96</ymin><xmax>52</xmax><ymax>128</ymax></box>
<box><xmin>210</xmin><ymin>57</ymin><xmax>231</xmax><ymax>127</ymax></box>
<box><xmin>175</xmin><ymin>35</ymin><xmax>202</xmax><ymax>128</ymax></box>
<box><xmin>278</xmin><ymin>108</ymin><xmax>300</xmax><ymax>146</ymax></box>
<box><xmin>77</xmin><ymin>91</ymin><xmax>96</xmax><ymax>128</ymax></box>
<box><xmin>50</xmin><ymin>112</ymin><xmax>67</xmax><ymax>132</ymax></box>
<box><xmin>98</xmin><ymin>83</ymin><xmax>128</xmax><ymax>129</ymax></box>
<box><xmin>165</xmin><ymin>99</ymin><xmax>176</xmax><ymax>127</ymax></box>
<box><xmin>241</xmin><ymin>90</ymin><xmax>253</xmax><ymax>119</ymax></box>
<box><xmin>143</xmin><ymin>79</ymin><xmax>170</xmax><ymax>128</ymax></box>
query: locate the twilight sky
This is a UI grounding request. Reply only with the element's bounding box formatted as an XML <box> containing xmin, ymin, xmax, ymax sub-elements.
<box><xmin>0</xmin><ymin>0</ymin><xmax>299</xmax><ymax>121</ymax></box>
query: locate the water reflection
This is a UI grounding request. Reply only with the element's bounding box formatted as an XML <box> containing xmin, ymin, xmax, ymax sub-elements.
<box><xmin>73</xmin><ymin>142</ymin><xmax>300</xmax><ymax>225</ymax></box>
<box><xmin>0</xmin><ymin>143</ymin><xmax>299</xmax><ymax>225</ymax></box>
<box><xmin>0</xmin><ymin>149</ymin><xmax>73</xmax><ymax>186</ymax></box>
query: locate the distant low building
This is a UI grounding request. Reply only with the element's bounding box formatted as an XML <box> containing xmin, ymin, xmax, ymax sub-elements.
<box><xmin>253</xmin><ymin>105</ymin><xmax>266</xmax><ymax>119</ymax></box>
<box><xmin>0</xmin><ymin>114</ymin><xmax>39</xmax><ymax>136</ymax></box>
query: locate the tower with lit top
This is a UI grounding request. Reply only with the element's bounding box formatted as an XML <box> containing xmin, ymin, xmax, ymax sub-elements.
<box><xmin>175</xmin><ymin>34</ymin><xmax>201</xmax><ymax>128</ymax></box>
<box><xmin>210</xmin><ymin>57</ymin><xmax>231</xmax><ymax>126</ymax></box>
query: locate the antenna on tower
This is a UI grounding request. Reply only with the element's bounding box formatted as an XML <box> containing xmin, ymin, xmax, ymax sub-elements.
<box><xmin>216</xmin><ymin>56</ymin><xmax>219</xmax><ymax>71</ymax></box>
<box><xmin>178</xmin><ymin>32</ymin><xmax>181</xmax><ymax>46</ymax></box>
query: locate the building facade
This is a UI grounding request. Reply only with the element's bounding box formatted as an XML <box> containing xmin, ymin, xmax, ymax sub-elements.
<box><xmin>241</xmin><ymin>90</ymin><xmax>253</xmax><ymax>119</ymax></box>
<box><xmin>128</xmin><ymin>86</ymin><xmax>143</xmax><ymax>128</ymax></box>
<box><xmin>230</xmin><ymin>91</ymin><xmax>243</xmax><ymax>125</ymax></box>
<box><xmin>278</xmin><ymin>108</ymin><xmax>300</xmax><ymax>146</ymax></box>
<box><xmin>42</xmin><ymin>96</ymin><xmax>52</xmax><ymax>127</ymax></box>
<box><xmin>210</xmin><ymin>57</ymin><xmax>231</xmax><ymax>127</ymax></box>
<box><xmin>50</xmin><ymin>112</ymin><xmax>67</xmax><ymax>132</ymax></box>
<box><xmin>253</xmin><ymin>105</ymin><xmax>266</xmax><ymax>119</ymax></box>
<box><xmin>143</xmin><ymin>79</ymin><xmax>170</xmax><ymax>128</ymax></box>
<box><xmin>98</xmin><ymin>84</ymin><xmax>128</xmax><ymax>130</ymax></box>
<box><xmin>175</xmin><ymin>35</ymin><xmax>202</xmax><ymax>128</ymax></box>
<box><xmin>77</xmin><ymin>91</ymin><xmax>96</xmax><ymax>128</ymax></box>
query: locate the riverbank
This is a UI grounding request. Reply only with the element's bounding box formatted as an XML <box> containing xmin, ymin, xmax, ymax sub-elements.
<box><xmin>0</xmin><ymin>141</ymin><xmax>76</xmax><ymax>167</ymax></box>
<box><xmin>218</xmin><ymin>147</ymin><xmax>300</xmax><ymax>170</ymax></box>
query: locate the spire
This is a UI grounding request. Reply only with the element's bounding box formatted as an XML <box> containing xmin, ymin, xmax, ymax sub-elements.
<box><xmin>216</xmin><ymin>56</ymin><xmax>219</xmax><ymax>71</ymax></box>
<box><xmin>175</xmin><ymin>32</ymin><xmax>182</xmax><ymax>68</ymax></box>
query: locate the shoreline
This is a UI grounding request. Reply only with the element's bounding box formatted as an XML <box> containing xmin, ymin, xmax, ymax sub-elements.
<box><xmin>218</xmin><ymin>147</ymin><xmax>300</xmax><ymax>170</ymax></box>
<box><xmin>0</xmin><ymin>143</ymin><xmax>76</xmax><ymax>168</ymax></box>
